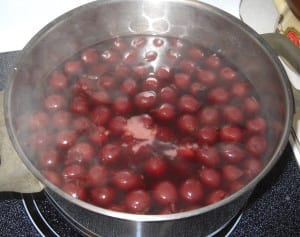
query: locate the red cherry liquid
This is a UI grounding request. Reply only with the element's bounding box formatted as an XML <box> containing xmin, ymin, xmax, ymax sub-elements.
<box><xmin>24</xmin><ymin>35</ymin><xmax>267</xmax><ymax>214</ymax></box>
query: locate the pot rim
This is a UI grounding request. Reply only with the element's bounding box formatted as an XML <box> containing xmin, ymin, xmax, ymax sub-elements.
<box><xmin>4</xmin><ymin>0</ymin><xmax>294</xmax><ymax>222</ymax></box>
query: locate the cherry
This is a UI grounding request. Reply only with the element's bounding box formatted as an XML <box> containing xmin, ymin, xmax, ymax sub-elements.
<box><xmin>198</xmin><ymin>168</ymin><xmax>221</xmax><ymax>189</ymax></box>
<box><xmin>245</xmin><ymin>135</ymin><xmax>267</xmax><ymax>156</ymax></box>
<box><xmin>205</xmin><ymin>54</ymin><xmax>221</xmax><ymax>68</ymax></box>
<box><xmin>38</xmin><ymin>149</ymin><xmax>61</xmax><ymax>169</ymax></box>
<box><xmin>246</xmin><ymin>117</ymin><xmax>267</xmax><ymax>134</ymax></box>
<box><xmin>144</xmin><ymin>156</ymin><xmax>168</xmax><ymax>178</ymax></box>
<box><xmin>29</xmin><ymin>111</ymin><xmax>50</xmax><ymax>130</ymax></box>
<box><xmin>98</xmin><ymin>75</ymin><xmax>116</xmax><ymax>90</ymax></box>
<box><xmin>89</xmin><ymin>90</ymin><xmax>111</xmax><ymax>105</ymax></box>
<box><xmin>120</xmin><ymin>78</ymin><xmax>138</xmax><ymax>96</ymax></box>
<box><xmin>187</xmin><ymin>47</ymin><xmax>204</xmax><ymax>60</ymax></box>
<box><xmin>243</xmin><ymin>158</ymin><xmax>263</xmax><ymax>180</ymax></box>
<box><xmin>222</xmin><ymin>165</ymin><xmax>244</xmax><ymax>182</ymax></box>
<box><xmin>178</xmin><ymin>59</ymin><xmax>196</xmax><ymax>73</ymax></box>
<box><xmin>99</xmin><ymin>143</ymin><xmax>121</xmax><ymax>164</ymax></box>
<box><xmin>72</xmin><ymin>77</ymin><xmax>94</xmax><ymax>95</ymax></box>
<box><xmin>219</xmin><ymin>67</ymin><xmax>237</xmax><ymax>81</ymax></box>
<box><xmin>81</xmin><ymin>48</ymin><xmax>99</xmax><ymax>64</ymax></box>
<box><xmin>49</xmin><ymin>71</ymin><xmax>69</xmax><ymax>91</ymax></box>
<box><xmin>178</xmin><ymin>95</ymin><xmax>201</xmax><ymax>113</ymax></box>
<box><xmin>134</xmin><ymin>91</ymin><xmax>157</xmax><ymax>110</ymax></box>
<box><xmin>113</xmin><ymin>37</ymin><xmax>128</xmax><ymax>51</ymax></box>
<box><xmin>114</xmin><ymin>64</ymin><xmax>131</xmax><ymax>78</ymax></box>
<box><xmin>156</xmin><ymin>126</ymin><xmax>177</xmax><ymax>142</ymax></box>
<box><xmin>177</xmin><ymin>114</ymin><xmax>197</xmax><ymax>134</ymax></box>
<box><xmin>132</xmin><ymin>64</ymin><xmax>150</xmax><ymax>78</ymax></box>
<box><xmin>108</xmin><ymin>116</ymin><xmax>127</xmax><ymax>135</ymax></box>
<box><xmin>66</xmin><ymin>142</ymin><xmax>95</xmax><ymax>164</ymax></box>
<box><xmin>101</xmin><ymin>49</ymin><xmax>120</xmax><ymax>63</ymax></box>
<box><xmin>62</xmin><ymin>181</ymin><xmax>87</xmax><ymax>200</ymax></box>
<box><xmin>197</xmin><ymin>126</ymin><xmax>219</xmax><ymax>145</ymax></box>
<box><xmin>220</xmin><ymin>125</ymin><xmax>243</xmax><ymax>143</ymax></box>
<box><xmin>70</xmin><ymin>96</ymin><xmax>90</xmax><ymax>115</ymax></box>
<box><xmin>125</xmin><ymin>190</ymin><xmax>151</xmax><ymax>214</ymax></box>
<box><xmin>154</xmin><ymin>103</ymin><xmax>176</xmax><ymax>121</ymax></box>
<box><xmin>153</xmin><ymin>181</ymin><xmax>178</xmax><ymax>206</ymax></box>
<box><xmin>30</xmin><ymin>130</ymin><xmax>52</xmax><ymax>149</ymax></box>
<box><xmin>219</xmin><ymin>143</ymin><xmax>246</xmax><ymax>164</ymax></box>
<box><xmin>174</xmin><ymin>73</ymin><xmax>191</xmax><ymax>90</ymax></box>
<box><xmin>113</xmin><ymin>96</ymin><xmax>132</xmax><ymax>115</ymax></box>
<box><xmin>44</xmin><ymin>94</ymin><xmax>67</xmax><ymax>112</ymax></box>
<box><xmin>198</xmin><ymin>106</ymin><xmax>220</xmax><ymax>125</ymax></box>
<box><xmin>222</xmin><ymin>105</ymin><xmax>244</xmax><ymax>125</ymax></box>
<box><xmin>91</xmin><ymin>106</ymin><xmax>111</xmax><ymax>126</ymax></box>
<box><xmin>86</xmin><ymin>165</ymin><xmax>109</xmax><ymax>187</ymax></box>
<box><xmin>231</xmin><ymin>81</ymin><xmax>249</xmax><ymax>98</ymax></box>
<box><xmin>196</xmin><ymin>69</ymin><xmax>217</xmax><ymax>86</ymax></box>
<box><xmin>166</xmin><ymin>49</ymin><xmax>181</xmax><ymax>63</ymax></box>
<box><xmin>88</xmin><ymin>63</ymin><xmax>111</xmax><ymax>76</ymax></box>
<box><xmin>177</xmin><ymin>143</ymin><xmax>196</xmax><ymax>161</ymax></box>
<box><xmin>62</xmin><ymin>164</ymin><xmax>86</xmax><ymax>181</ymax></box>
<box><xmin>155</xmin><ymin>65</ymin><xmax>173</xmax><ymax>81</ymax></box>
<box><xmin>189</xmin><ymin>82</ymin><xmax>207</xmax><ymax>97</ymax></box>
<box><xmin>112</xmin><ymin>170</ymin><xmax>143</xmax><ymax>191</ymax></box>
<box><xmin>72</xmin><ymin>116</ymin><xmax>92</xmax><ymax>134</ymax></box>
<box><xmin>230</xmin><ymin>180</ymin><xmax>246</xmax><ymax>193</ymax></box>
<box><xmin>123</xmin><ymin>49</ymin><xmax>138</xmax><ymax>65</ymax></box>
<box><xmin>243</xmin><ymin>96</ymin><xmax>260</xmax><ymax>114</ymax></box>
<box><xmin>88</xmin><ymin>126</ymin><xmax>109</xmax><ymax>145</ymax></box>
<box><xmin>196</xmin><ymin>146</ymin><xmax>220</xmax><ymax>168</ymax></box>
<box><xmin>142</xmin><ymin>77</ymin><xmax>160</xmax><ymax>91</ymax></box>
<box><xmin>158</xmin><ymin>86</ymin><xmax>178</xmax><ymax>103</ymax></box>
<box><xmin>52</xmin><ymin>110</ymin><xmax>71</xmax><ymax>130</ymax></box>
<box><xmin>55</xmin><ymin>129</ymin><xmax>77</xmax><ymax>149</ymax></box>
<box><xmin>208</xmin><ymin>87</ymin><xmax>229</xmax><ymax>104</ymax></box>
<box><xmin>179</xmin><ymin>178</ymin><xmax>204</xmax><ymax>203</ymax></box>
<box><xmin>90</xmin><ymin>186</ymin><xmax>116</xmax><ymax>207</ymax></box>
<box><xmin>205</xmin><ymin>190</ymin><xmax>227</xmax><ymax>205</ymax></box>
<box><xmin>64</xmin><ymin>60</ymin><xmax>83</xmax><ymax>76</ymax></box>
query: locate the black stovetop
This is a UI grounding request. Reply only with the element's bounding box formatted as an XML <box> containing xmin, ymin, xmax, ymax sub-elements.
<box><xmin>0</xmin><ymin>51</ymin><xmax>299</xmax><ymax>237</ymax></box>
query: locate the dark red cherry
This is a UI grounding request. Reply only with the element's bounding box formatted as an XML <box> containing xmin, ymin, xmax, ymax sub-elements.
<box><xmin>177</xmin><ymin>114</ymin><xmax>197</xmax><ymax>134</ymax></box>
<box><xmin>99</xmin><ymin>143</ymin><xmax>122</xmax><ymax>164</ymax></box>
<box><xmin>86</xmin><ymin>165</ymin><xmax>109</xmax><ymax>187</ymax></box>
<box><xmin>144</xmin><ymin>156</ymin><xmax>168</xmax><ymax>178</ymax></box>
<box><xmin>49</xmin><ymin>71</ymin><xmax>69</xmax><ymax>91</ymax></box>
<box><xmin>112</xmin><ymin>170</ymin><xmax>143</xmax><ymax>191</ymax></box>
<box><xmin>81</xmin><ymin>48</ymin><xmax>99</xmax><ymax>64</ymax></box>
<box><xmin>125</xmin><ymin>190</ymin><xmax>151</xmax><ymax>214</ymax></box>
<box><xmin>196</xmin><ymin>146</ymin><xmax>220</xmax><ymax>168</ymax></box>
<box><xmin>153</xmin><ymin>181</ymin><xmax>178</xmax><ymax>206</ymax></box>
<box><xmin>134</xmin><ymin>91</ymin><xmax>157</xmax><ymax>110</ymax></box>
<box><xmin>179</xmin><ymin>178</ymin><xmax>204</xmax><ymax>203</ymax></box>
<box><xmin>62</xmin><ymin>181</ymin><xmax>87</xmax><ymax>200</ymax></box>
<box><xmin>198</xmin><ymin>168</ymin><xmax>221</xmax><ymax>188</ymax></box>
<box><xmin>66</xmin><ymin>142</ymin><xmax>96</xmax><ymax>164</ymax></box>
<box><xmin>90</xmin><ymin>186</ymin><xmax>116</xmax><ymax>207</ymax></box>
<box><xmin>44</xmin><ymin>94</ymin><xmax>67</xmax><ymax>112</ymax></box>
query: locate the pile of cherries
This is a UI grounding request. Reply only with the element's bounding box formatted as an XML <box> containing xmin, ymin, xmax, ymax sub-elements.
<box><xmin>23</xmin><ymin>35</ymin><xmax>267</xmax><ymax>214</ymax></box>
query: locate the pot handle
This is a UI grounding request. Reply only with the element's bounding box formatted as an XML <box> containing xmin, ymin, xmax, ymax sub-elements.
<box><xmin>261</xmin><ymin>33</ymin><xmax>300</xmax><ymax>74</ymax></box>
<box><xmin>0</xmin><ymin>91</ymin><xmax>44</xmax><ymax>193</ymax></box>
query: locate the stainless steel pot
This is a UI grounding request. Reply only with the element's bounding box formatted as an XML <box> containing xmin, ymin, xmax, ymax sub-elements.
<box><xmin>3</xmin><ymin>0</ymin><xmax>294</xmax><ymax>236</ymax></box>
